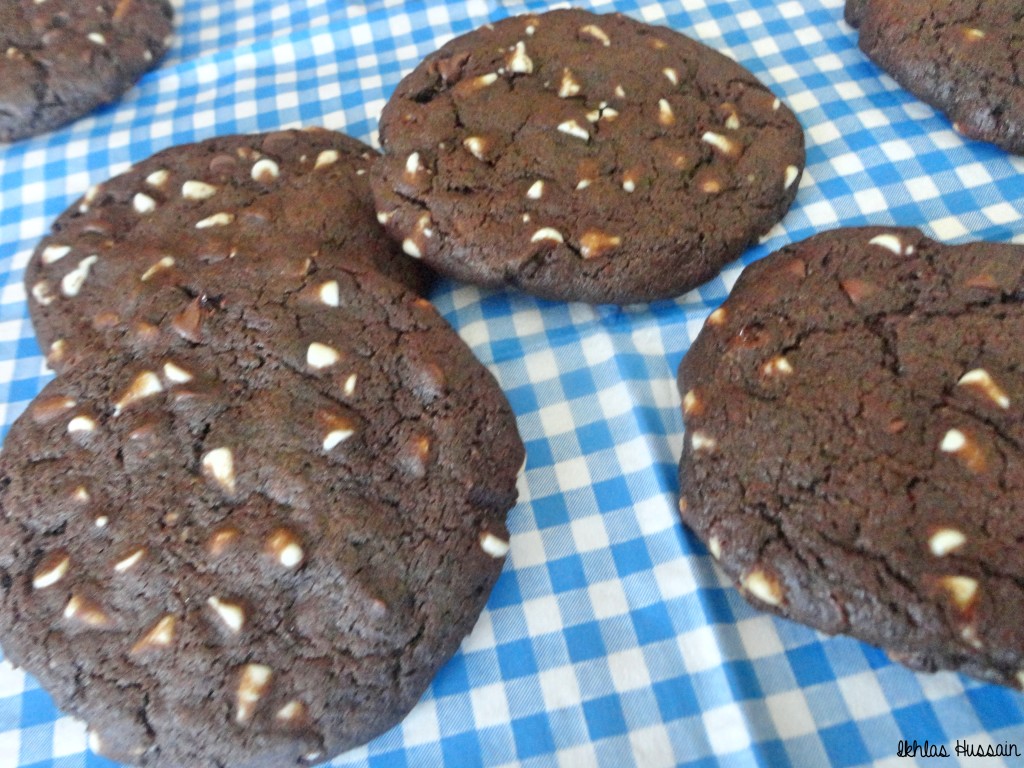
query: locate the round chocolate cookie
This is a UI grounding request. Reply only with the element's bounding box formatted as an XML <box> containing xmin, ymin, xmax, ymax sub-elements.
<box><xmin>0</xmin><ymin>0</ymin><xmax>173</xmax><ymax>142</ymax></box>
<box><xmin>370</xmin><ymin>8</ymin><xmax>804</xmax><ymax>305</ymax></box>
<box><xmin>26</xmin><ymin>129</ymin><xmax>431</xmax><ymax>371</ymax></box>
<box><xmin>678</xmin><ymin>227</ymin><xmax>1024</xmax><ymax>689</ymax></box>
<box><xmin>847</xmin><ymin>0</ymin><xmax>1024</xmax><ymax>154</ymax></box>
<box><xmin>0</xmin><ymin>263</ymin><xmax>524</xmax><ymax>766</ymax></box>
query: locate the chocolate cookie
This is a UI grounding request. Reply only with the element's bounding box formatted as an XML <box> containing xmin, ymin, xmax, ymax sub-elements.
<box><xmin>847</xmin><ymin>0</ymin><xmax>1024</xmax><ymax>154</ymax></box>
<box><xmin>370</xmin><ymin>8</ymin><xmax>804</xmax><ymax>305</ymax></box>
<box><xmin>26</xmin><ymin>129</ymin><xmax>430</xmax><ymax>371</ymax></box>
<box><xmin>678</xmin><ymin>227</ymin><xmax>1024</xmax><ymax>689</ymax></box>
<box><xmin>0</xmin><ymin>263</ymin><xmax>524</xmax><ymax>766</ymax></box>
<box><xmin>0</xmin><ymin>0</ymin><xmax>173</xmax><ymax>142</ymax></box>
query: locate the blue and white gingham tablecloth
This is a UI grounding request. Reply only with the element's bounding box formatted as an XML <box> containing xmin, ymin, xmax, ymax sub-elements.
<box><xmin>1</xmin><ymin>1</ymin><xmax>1023</xmax><ymax>766</ymax></box>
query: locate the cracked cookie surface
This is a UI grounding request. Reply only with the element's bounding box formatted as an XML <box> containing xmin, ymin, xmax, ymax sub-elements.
<box><xmin>26</xmin><ymin>129</ymin><xmax>431</xmax><ymax>372</ymax></box>
<box><xmin>678</xmin><ymin>227</ymin><xmax>1024</xmax><ymax>689</ymax></box>
<box><xmin>847</xmin><ymin>0</ymin><xmax>1024</xmax><ymax>154</ymax></box>
<box><xmin>0</xmin><ymin>263</ymin><xmax>524</xmax><ymax>766</ymax></box>
<box><xmin>370</xmin><ymin>8</ymin><xmax>804</xmax><ymax>304</ymax></box>
<box><xmin>0</xmin><ymin>0</ymin><xmax>173</xmax><ymax>141</ymax></box>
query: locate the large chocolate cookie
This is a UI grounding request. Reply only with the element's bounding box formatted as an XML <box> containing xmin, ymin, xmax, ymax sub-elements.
<box><xmin>678</xmin><ymin>227</ymin><xmax>1024</xmax><ymax>689</ymax></box>
<box><xmin>370</xmin><ymin>8</ymin><xmax>804</xmax><ymax>305</ymax></box>
<box><xmin>0</xmin><ymin>0</ymin><xmax>173</xmax><ymax>141</ymax></box>
<box><xmin>26</xmin><ymin>129</ymin><xmax>430</xmax><ymax>371</ymax></box>
<box><xmin>847</xmin><ymin>0</ymin><xmax>1024</xmax><ymax>154</ymax></box>
<box><xmin>0</xmin><ymin>263</ymin><xmax>524</xmax><ymax>766</ymax></box>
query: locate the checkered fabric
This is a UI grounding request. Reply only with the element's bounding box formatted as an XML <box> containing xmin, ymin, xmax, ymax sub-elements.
<box><xmin>1</xmin><ymin>0</ymin><xmax>1023</xmax><ymax>765</ymax></box>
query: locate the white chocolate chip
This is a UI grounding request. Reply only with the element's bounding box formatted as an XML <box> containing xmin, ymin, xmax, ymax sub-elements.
<box><xmin>558</xmin><ymin>69</ymin><xmax>581</xmax><ymax>98</ymax></box>
<box><xmin>403</xmin><ymin>239</ymin><xmax>422</xmax><ymax>258</ymax></box>
<box><xmin>772</xmin><ymin>98</ymin><xmax>781</xmax><ymax>111</ymax></box>
<box><xmin>940</xmin><ymin>429</ymin><xmax>966</xmax><ymax>453</ymax></box>
<box><xmin>575</xmin><ymin>179</ymin><xmax>591</xmax><ymax>190</ymax></box>
<box><xmin>682</xmin><ymin>390</ymin><xmax>701</xmax><ymax>417</ymax></box>
<box><xmin>963</xmin><ymin>28</ymin><xmax>986</xmax><ymax>41</ymax></box>
<box><xmin>73</xmin><ymin>486</ymin><xmax>90</xmax><ymax>502</ymax></box>
<box><xmin>470</xmin><ymin>72</ymin><xmax>499</xmax><ymax>89</ymax></box>
<box><xmin>88</xmin><ymin>731</ymin><xmax>103</xmax><ymax>754</ymax></box>
<box><xmin>658</xmin><ymin>99</ymin><xmax>675</xmax><ymax>126</ymax></box>
<box><xmin>322</xmin><ymin>428</ymin><xmax>354</xmax><ymax>451</ymax></box>
<box><xmin>929</xmin><ymin>528</ymin><xmax>967</xmax><ymax>557</ymax></box>
<box><xmin>343</xmin><ymin>374</ymin><xmax>358</xmax><ymax>397</ymax></box>
<box><xmin>41</xmin><ymin>244</ymin><xmax>71</xmax><ymax>264</ymax></box>
<box><xmin>707</xmin><ymin>308</ymin><xmax>727</xmax><ymax>326</ymax></box>
<box><xmin>87</xmin><ymin>32</ymin><xmax>106</xmax><ymax>45</ymax></box>
<box><xmin>207</xmin><ymin>527</ymin><xmax>238</xmax><ymax>556</ymax></box>
<box><xmin>32</xmin><ymin>281</ymin><xmax>55</xmax><ymax>305</ymax></box>
<box><xmin>30</xmin><ymin>395</ymin><xmax>77</xmax><ymax>422</ymax></box>
<box><xmin>761</xmin><ymin>356</ymin><xmax>793</xmax><ymax>376</ymax></box>
<box><xmin>113</xmin><ymin>548</ymin><xmax>145</xmax><ymax>572</ymax></box>
<box><xmin>708</xmin><ymin>536</ymin><xmax>722</xmax><ymax>560</ymax></box>
<box><xmin>615</xmin><ymin>84</ymin><xmax>626</xmax><ymax>98</ymax></box>
<box><xmin>276</xmin><ymin>700</ymin><xmax>306</xmax><ymax>724</ymax></box>
<box><xmin>742</xmin><ymin>569</ymin><xmax>783</xmax><ymax>606</ymax></box>
<box><xmin>95</xmin><ymin>516</ymin><xmax>108</xmax><ymax>528</ymax></box>
<box><xmin>266</xmin><ymin>528</ymin><xmax>304</xmax><ymax>568</ymax></box>
<box><xmin>158</xmin><ymin>361</ymin><xmax>192</xmax><ymax>385</ymax></box>
<box><xmin>67</xmin><ymin>415</ymin><xmax>97</xmax><ymax>433</ymax></box>
<box><xmin>315</xmin><ymin>280</ymin><xmax>340</xmax><ymax>307</ymax></box>
<box><xmin>405</xmin><ymin>152</ymin><xmax>423</xmax><ymax>177</ymax></box>
<box><xmin>140</xmin><ymin>256</ymin><xmax>175</xmax><ymax>282</ymax></box>
<box><xmin>146</xmin><ymin>169</ymin><xmax>169</xmax><ymax>188</ymax></box>
<box><xmin>306</xmin><ymin>342</ymin><xmax>341</xmax><ymax>369</ymax></box>
<box><xmin>463</xmin><ymin>136</ymin><xmax>487</xmax><ymax>160</ymax></box>
<box><xmin>235</xmin><ymin>664</ymin><xmax>273</xmax><ymax>724</ymax></box>
<box><xmin>622</xmin><ymin>176</ymin><xmax>636</xmax><ymax>193</ymax></box>
<box><xmin>376</xmin><ymin>210</ymin><xmax>393</xmax><ymax>225</ymax></box>
<box><xmin>557</xmin><ymin>120</ymin><xmax>590</xmax><ymax>142</ymax></box>
<box><xmin>195</xmin><ymin>212</ymin><xmax>234</xmax><ymax>229</ymax></box>
<box><xmin>202</xmin><ymin>447</ymin><xmax>236</xmax><ymax>494</ymax></box>
<box><xmin>526</xmin><ymin>180</ymin><xmax>545</xmax><ymax>199</ymax></box>
<box><xmin>132</xmin><ymin>192</ymin><xmax>156</xmax><ymax>214</ymax></box>
<box><xmin>132</xmin><ymin>614</ymin><xmax>176</xmax><ymax>652</ymax></box>
<box><xmin>61</xmin><ymin>255</ymin><xmax>98</xmax><ymax>297</ymax></box>
<box><xmin>63</xmin><ymin>595</ymin><xmax>111</xmax><ymax>627</ymax></box>
<box><xmin>784</xmin><ymin>165</ymin><xmax>799</xmax><ymax>190</ymax></box>
<box><xmin>940</xmin><ymin>575</ymin><xmax>978</xmax><ymax>610</ymax></box>
<box><xmin>207</xmin><ymin>596</ymin><xmax>245</xmax><ymax>633</ymax></box>
<box><xmin>579</xmin><ymin>24</ymin><xmax>610</xmax><ymax>46</ymax></box>
<box><xmin>702</xmin><ymin>132</ymin><xmax>740</xmax><ymax>158</ymax></box>
<box><xmin>251</xmin><ymin>158</ymin><xmax>280</xmax><ymax>183</ymax></box>
<box><xmin>32</xmin><ymin>553</ymin><xmax>70</xmax><ymax>589</ymax></box>
<box><xmin>701</xmin><ymin>178</ymin><xmax>723</xmax><ymax>194</ymax></box>
<box><xmin>725</xmin><ymin>113</ymin><xmax>741</xmax><ymax>130</ymax></box>
<box><xmin>868</xmin><ymin>233</ymin><xmax>903</xmax><ymax>255</ymax></box>
<box><xmin>579</xmin><ymin>230</ymin><xmax>621</xmax><ymax>259</ymax></box>
<box><xmin>314</xmin><ymin>150</ymin><xmax>339</xmax><ymax>169</ymax></box>
<box><xmin>507</xmin><ymin>41</ymin><xmax>533</xmax><ymax>74</ymax></box>
<box><xmin>113</xmin><ymin>371</ymin><xmax>163</xmax><ymax>415</ymax></box>
<box><xmin>663</xmin><ymin>68</ymin><xmax>679</xmax><ymax>86</ymax></box>
<box><xmin>479</xmin><ymin>531</ymin><xmax>510</xmax><ymax>558</ymax></box>
<box><xmin>530</xmin><ymin>227</ymin><xmax>564</xmax><ymax>244</ymax></box>
<box><xmin>600</xmin><ymin>107</ymin><xmax>619</xmax><ymax>121</ymax></box>
<box><xmin>957</xmin><ymin>369</ymin><xmax>1010</xmax><ymax>409</ymax></box>
<box><xmin>691</xmin><ymin>431</ymin><xmax>716</xmax><ymax>451</ymax></box>
<box><xmin>181</xmin><ymin>180</ymin><xmax>217</xmax><ymax>200</ymax></box>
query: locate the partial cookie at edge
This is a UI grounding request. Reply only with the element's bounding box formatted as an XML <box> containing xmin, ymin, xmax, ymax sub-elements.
<box><xmin>678</xmin><ymin>227</ymin><xmax>1024</xmax><ymax>689</ymax></box>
